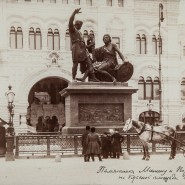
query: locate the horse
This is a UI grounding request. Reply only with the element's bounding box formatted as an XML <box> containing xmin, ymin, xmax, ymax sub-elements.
<box><xmin>123</xmin><ymin>118</ymin><xmax>177</xmax><ymax>161</ymax></box>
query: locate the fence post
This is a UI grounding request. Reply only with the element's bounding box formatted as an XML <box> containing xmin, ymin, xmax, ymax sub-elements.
<box><xmin>152</xmin><ymin>142</ymin><xmax>156</xmax><ymax>152</ymax></box>
<box><xmin>74</xmin><ymin>136</ymin><xmax>78</xmax><ymax>155</ymax></box>
<box><xmin>127</xmin><ymin>134</ymin><xmax>130</xmax><ymax>154</ymax></box>
<box><xmin>15</xmin><ymin>136</ymin><xmax>19</xmax><ymax>158</ymax></box>
<box><xmin>47</xmin><ymin>136</ymin><xmax>50</xmax><ymax>156</ymax></box>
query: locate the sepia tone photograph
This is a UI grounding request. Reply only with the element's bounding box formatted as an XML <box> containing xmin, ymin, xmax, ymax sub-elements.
<box><xmin>0</xmin><ymin>0</ymin><xmax>185</xmax><ymax>185</ymax></box>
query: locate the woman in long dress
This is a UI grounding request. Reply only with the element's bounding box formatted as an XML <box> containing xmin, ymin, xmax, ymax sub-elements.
<box><xmin>86</xmin><ymin>127</ymin><xmax>102</xmax><ymax>162</ymax></box>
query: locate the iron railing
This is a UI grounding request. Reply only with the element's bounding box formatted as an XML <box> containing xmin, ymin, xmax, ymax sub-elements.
<box><xmin>14</xmin><ymin>131</ymin><xmax>185</xmax><ymax>158</ymax></box>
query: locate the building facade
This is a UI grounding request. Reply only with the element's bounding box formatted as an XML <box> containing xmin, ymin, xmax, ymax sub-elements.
<box><xmin>0</xmin><ymin>0</ymin><xmax>185</xmax><ymax>133</ymax></box>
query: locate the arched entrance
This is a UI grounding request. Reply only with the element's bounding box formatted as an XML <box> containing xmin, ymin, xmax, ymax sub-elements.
<box><xmin>139</xmin><ymin>111</ymin><xmax>160</xmax><ymax>126</ymax></box>
<box><xmin>26</xmin><ymin>77</ymin><xmax>68</xmax><ymax>132</ymax></box>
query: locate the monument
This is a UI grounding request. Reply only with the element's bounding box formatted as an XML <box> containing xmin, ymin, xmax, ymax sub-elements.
<box><xmin>60</xmin><ymin>82</ymin><xmax>137</xmax><ymax>134</ymax></box>
<box><xmin>60</xmin><ymin>8</ymin><xmax>137</xmax><ymax>134</ymax></box>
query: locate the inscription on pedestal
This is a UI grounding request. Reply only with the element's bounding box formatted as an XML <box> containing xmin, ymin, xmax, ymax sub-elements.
<box><xmin>79</xmin><ymin>103</ymin><xmax>124</xmax><ymax>123</ymax></box>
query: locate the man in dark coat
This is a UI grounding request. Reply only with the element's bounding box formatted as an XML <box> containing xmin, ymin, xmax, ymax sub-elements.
<box><xmin>68</xmin><ymin>8</ymin><xmax>99</xmax><ymax>82</ymax></box>
<box><xmin>81</xmin><ymin>126</ymin><xmax>91</xmax><ymax>162</ymax></box>
<box><xmin>111</xmin><ymin>129</ymin><xmax>124</xmax><ymax>158</ymax></box>
<box><xmin>101</xmin><ymin>132</ymin><xmax>112</xmax><ymax>159</ymax></box>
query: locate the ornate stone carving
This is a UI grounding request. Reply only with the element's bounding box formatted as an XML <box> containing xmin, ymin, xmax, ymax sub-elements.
<box><xmin>79</xmin><ymin>103</ymin><xmax>123</xmax><ymax>123</ymax></box>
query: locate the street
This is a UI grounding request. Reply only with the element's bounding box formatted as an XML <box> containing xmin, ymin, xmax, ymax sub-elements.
<box><xmin>0</xmin><ymin>153</ymin><xmax>185</xmax><ymax>185</ymax></box>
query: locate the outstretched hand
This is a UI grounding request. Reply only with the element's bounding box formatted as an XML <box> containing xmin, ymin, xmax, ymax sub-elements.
<box><xmin>74</xmin><ymin>8</ymin><xmax>82</xmax><ymax>14</ymax></box>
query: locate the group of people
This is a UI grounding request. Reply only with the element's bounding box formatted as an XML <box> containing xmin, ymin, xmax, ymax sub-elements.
<box><xmin>81</xmin><ymin>126</ymin><xmax>124</xmax><ymax>162</ymax></box>
<box><xmin>36</xmin><ymin>116</ymin><xmax>65</xmax><ymax>132</ymax></box>
<box><xmin>69</xmin><ymin>8</ymin><xmax>128</xmax><ymax>83</ymax></box>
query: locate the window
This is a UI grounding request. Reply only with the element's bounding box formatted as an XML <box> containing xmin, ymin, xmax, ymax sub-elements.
<box><xmin>10</xmin><ymin>26</ymin><xmax>23</xmax><ymax>49</ymax></box>
<box><xmin>16</xmin><ymin>27</ymin><xmax>23</xmax><ymax>49</ymax></box>
<box><xmin>153</xmin><ymin>77</ymin><xmax>159</xmax><ymax>100</ymax></box>
<box><xmin>47</xmin><ymin>28</ymin><xmax>60</xmax><ymax>50</ymax></box>
<box><xmin>10</xmin><ymin>26</ymin><xmax>16</xmax><ymax>49</ymax></box>
<box><xmin>136</xmin><ymin>34</ymin><xmax>141</xmax><ymax>54</ymax></box>
<box><xmin>145</xmin><ymin>77</ymin><xmax>152</xmax><ymax>100</ymax></box>
<box><xmin>152</xmin><ymin>35</ymin><xmax>163</xmax><ymax>55</ymax></box>
<box><xmin>181</xmin><ymin>78</ymin><xmax>185</xmax><ymax>100</ymax></box>
<box><xmin>112</xmin><ymin>37</ymin><xmax>120</xmax><ymax>49</ymax></box>
<box><xmin>152</xmin><ymin>35</ymin><xmax>157</xmax><ymax>55</ymax></box>
<box><xmin>141</xmin><ymin>34</ymin><xmax>146</xmax><ymax>54</ymax></box>
<box><xmin>65</xmin><ymin>29</ymin><xmax>71</xmax><ymax>51</ymax></box>
<box><xmin>47</xmin><ymin>28</ymin><xmax>53</xmax><ymax>50</ymax></box>
<box><xmin>118</xmin><ymin>0</ymin><xmax>124</xmax><ymax>7</ymax></box>
<box><xmin>138</xmin><ymin>76</ymin><xmax>145</xmax><ymax>100</ymax></box>
<box><xmin>138</xmin><ymin>76</ymin><xmax>159</xmax><ymax>100</ymax></box>
<box><xmin>54</xmin><ymin>29</ymin><xmax>60</xmax><ymax>50</ymax></box>
<box><xmin>86</xmin><ymin>0</ymin><xmax>92</xmax><ymax>6</ymax></box>
<box><xmin>29</xmin><ymin>27</ymin><xmax>42</xmax><ymax>50</ymax></box>
<box><xmin>50</xmin><ymin>0</ymin><xmax>56</xmax><ymax>3</ymax></box>
<box><xmin>25</xmin><ymin>0</ymin><xmax>31</xmax><ymax>1</ymax></box>
<box><xmin>74</xmin><ymin>0</ymin><xmax>80</xmax><ymax>5</ymax></box>
<box><xmin>106</xmin><ymin>0</ymin><xmax>112</xmax><ymax>6</ymax></box>
<box><xmin>29</xmin><ymin>28</ymin><xmax>34</xmax><ymax>50</ymax></box>
<box><xmin>36</xmin><ymin>28</ymin><xmax>42</xmax><ymax>50</ymax></box>
<box><xmin>37</xmin><ymin>0</ymin><xmax>43</xmax><ymax>2</ymax></box>
<box><xmin>136</xmin><ymin>34</ymin><xmax>147</xmax><ymax>54</ymax></box>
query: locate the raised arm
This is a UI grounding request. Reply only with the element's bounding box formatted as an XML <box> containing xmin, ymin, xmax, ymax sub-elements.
<box><xmin>68</xmin><ymin>8</ymin><xmax>82</xmax><ymax>31</ymax></box>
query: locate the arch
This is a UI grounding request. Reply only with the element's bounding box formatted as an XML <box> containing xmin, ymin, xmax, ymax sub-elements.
<box><xmin>135</xmin><ymin>63</ymin><xmax>158</xmax><ymax>80</ymax></box>
<box><xmin>7</xmin><ymin>16</ymin><xmax>24</xmax><ymax>28</ymax></box>
<box><xmin>45</xmin><ymin>18</ymin><xmax>62</xmax><ymax>30</ymax></box>
<box><xmin>106</xmin><ymin>16</ymin><xmax>125</xmax><ymax>30</ymax></box>
<box><xmin>17</xmin><ymin>68</ymin><xmax>71</xmax><ymax>104</ymax></box>
<box><xmin>26</xmin><ymin>16</ymin><xmax>44</xmax><ymax>29</ymax></box>
<box><xmin>135</xmin><ymin>25</ymin><xmax>150</xmax><ymax>36</ymax></box>
<box><xmin>82</xmin><ymin>19</ymin><xmax>97</xmax><ymax>32</ymax></box>
<box><xmin>139</xmin><ymin>111</ymin><xmax>160</xmax><ymax>126</ymax></box>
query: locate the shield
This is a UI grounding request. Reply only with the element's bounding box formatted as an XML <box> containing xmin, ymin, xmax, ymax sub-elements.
<box><xmin>116</xmin><ymin>62</ymin><xmax>134</xmax><ymax>82</ymax></box>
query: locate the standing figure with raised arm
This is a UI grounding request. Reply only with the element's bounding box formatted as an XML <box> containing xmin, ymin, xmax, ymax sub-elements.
<box><xmin>68</xmin><ymin>8</ymin><xmax>99</xmax><ymax>82</ymax></box>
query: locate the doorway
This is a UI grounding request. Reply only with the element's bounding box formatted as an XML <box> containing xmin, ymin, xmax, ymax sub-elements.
<box><xmin>26</xmin><ymin>77</ymin><xmax>68</xmax><ymax>132</ymax></box>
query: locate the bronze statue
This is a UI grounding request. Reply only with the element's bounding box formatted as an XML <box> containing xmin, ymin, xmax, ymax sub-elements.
<box><xmin>93</xmin><ymin>34</ymin><xmax>127</xmax><ymax>84</ymax></box>
<box><xmin>69</xmin><ymin>9</ymin><xmax>133</xmax><ymax>83</ymax></box>
<box><xmin>68</xmin><ymin>8</ymin><xmax>99</xmax><ymax>82</ymax></box>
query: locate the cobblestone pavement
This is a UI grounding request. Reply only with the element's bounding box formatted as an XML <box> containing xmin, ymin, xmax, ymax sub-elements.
<box><xmin>0</xmin><ymin>153</ymin><xmax>185</xmax><ymax>185</ymax></box>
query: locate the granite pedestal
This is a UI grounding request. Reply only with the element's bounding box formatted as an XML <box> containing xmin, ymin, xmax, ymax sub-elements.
<box><xmin>60</xmin><ymin>82</ymin><xmax>137</xmax><ymax>134</ymax></box>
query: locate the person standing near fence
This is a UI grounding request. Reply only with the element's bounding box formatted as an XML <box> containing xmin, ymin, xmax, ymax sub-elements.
<box><xmin>111</xmin><ymin>129</ymin><xmax>124</xmax><ymax>159</ymax></box>
<box><xmin>81</xmin><ymin>125</ymin><xmax>91</xmax><ymax>162</ymax></box>
<box><xmin>86</xmin><ymin>127</ymin><xmax>102</xmax><ymax>162</ymax></box>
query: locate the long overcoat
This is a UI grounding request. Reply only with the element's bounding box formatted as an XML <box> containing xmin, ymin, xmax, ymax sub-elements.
<box><xmin>111</xmin><ymin>132</ymin><xmax>124</xmax><ymax>153</ymax></box>
<box><xmin>86</xmin><ymin>132</ymin><xmax>101</xmax><ymax>155</ymax></box>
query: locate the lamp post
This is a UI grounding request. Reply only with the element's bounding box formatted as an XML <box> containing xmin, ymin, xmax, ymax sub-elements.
<box><xmin>159</xmin><ymin>3</ymin><xmax>164</xmax><ymax>122</ymax></box>
<box><xmin>5</xmin><ymin>85</ymin><xmax>15</xmax><ymax>136</ymax></box>
<box><xmin>5</xmin><ymin>85</ymin><xmax>15</xmax><ymax>161</ymax></box>
<box><xmin>147</xmin><ymin>99</ymin><xmax>153</xmax><ymax>125</ymax></box>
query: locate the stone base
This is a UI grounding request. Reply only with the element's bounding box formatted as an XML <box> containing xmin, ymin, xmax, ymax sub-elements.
<box><xmin>5</xmin><ymin>153</ymin><xmax>15</xmax><ymax>161</ymax></box>
<box><xmin>0</xmin><ymin>147</ymin><xmax>6</xmax><ymax>156</ymax></box>
<box><xmin>62</xmin><ymin>126</ymin><xmax>124</xmax><ymax>134</ymax></box>
<box><xmin>60</xmin><ymin>82</ymin><xmax>137</xmax><ymax>135</ymax></box>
